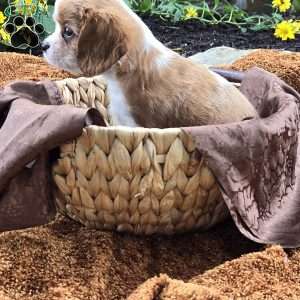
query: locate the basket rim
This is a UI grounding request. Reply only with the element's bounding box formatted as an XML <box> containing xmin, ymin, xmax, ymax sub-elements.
<box><xmin>86</xmin><ymin>124</ymin><xmax>186</xmax><ymax>134</ymax></box>
<box><xmin>55</xmin><ymin>75</ymin><xmax>106</xmax><ymax>84</ymax></box>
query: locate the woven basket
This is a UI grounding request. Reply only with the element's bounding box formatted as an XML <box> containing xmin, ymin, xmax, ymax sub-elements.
<box><xmin>52</xmin><ymin>76</ymin><xmax>229</xmax><ymax>235</ymax></box>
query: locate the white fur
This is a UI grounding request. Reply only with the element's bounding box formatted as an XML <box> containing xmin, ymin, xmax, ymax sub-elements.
<box><xmin>43</xmin><ymin>0</ymin><xmax>82</xmax><ymax>73</ymax></box>
<box><xmin>118</xmin><ymin>0</ymin><xmax>174</xmax><ymax>69</ymax></box>
<box><xmin>53</xmin><ymin>0</ymin><xmax>62</xmax><ymax>19</ymax></box>
<box><xmin>103</xmin><ymin>71</ymin><xmax>138</xmax><ymax>127</ymax></box>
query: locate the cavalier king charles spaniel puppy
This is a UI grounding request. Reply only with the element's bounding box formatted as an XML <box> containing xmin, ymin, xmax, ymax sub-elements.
<box><xmin>42</xmin><ymin>0</ymin><xmax>257</xmax><ymax>128</ymax></box>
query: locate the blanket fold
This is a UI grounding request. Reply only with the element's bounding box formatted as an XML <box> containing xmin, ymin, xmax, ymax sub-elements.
<box><xmin>184</xmin><ymin>67</ymin><xmax>300</xmax><ymax>248</ymax></box>
<box><xmin>0</xmin><ymin>80</ymin><xmax>103</xmax><ymax>231</ymax></box>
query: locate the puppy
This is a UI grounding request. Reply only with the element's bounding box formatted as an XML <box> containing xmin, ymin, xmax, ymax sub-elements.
<box><xmin>42</xmin><ymin>0</ymin><xmax>257</xmax><ymax>128</ymax></box>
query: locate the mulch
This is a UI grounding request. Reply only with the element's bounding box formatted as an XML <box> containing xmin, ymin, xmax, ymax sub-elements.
<box><xmin>142</xmin><ymin>16</ymin><xmax>300</xmax><ymax>57</ymax></box>
<box><xmin>0</xmin><ymin>52</ymin><xmax>72</xmax><ymax>86</ymax></box>
<box><xmin>230</xmin><ymin>49</ymin><xmax>300</xmax><ymax>93</ymax></box>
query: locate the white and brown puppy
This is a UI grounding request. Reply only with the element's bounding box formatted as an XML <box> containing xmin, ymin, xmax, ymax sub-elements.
<box><xmin>42</xmin><ymin>0</ymin><xmax>257</xmax><ymax>128</ymax></box>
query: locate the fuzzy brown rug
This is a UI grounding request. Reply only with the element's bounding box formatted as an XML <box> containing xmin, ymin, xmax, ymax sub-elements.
<box><xmin>0</xmin><ymin>52</ymin><xmax>72</xmax><ymax>87</ymax></box>
<box><xmin>230</xmin><ymin>49</ymin><xmax>300</xmax><ymax>93</ymax></box>
<box><xmin>0</xmin><ymin>51</ymin><xmax>300</xmax><ymax>300</ymax></box>
<box><xmin>0</xmin><ymin>215</ymin><xmax>259</xmax><ymax>300</ymax></box>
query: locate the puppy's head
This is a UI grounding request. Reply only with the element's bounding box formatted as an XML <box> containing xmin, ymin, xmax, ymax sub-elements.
<box><xmin>42</xmin><ymin>0</ymin><xmax>128</xmax><ymax>76</ymax></box>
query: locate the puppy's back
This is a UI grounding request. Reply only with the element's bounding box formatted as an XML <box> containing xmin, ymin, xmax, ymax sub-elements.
<box><xmin>124</xmin><ymin>57</ymin><xmax>257</xmax><ymax>128</ymax></box>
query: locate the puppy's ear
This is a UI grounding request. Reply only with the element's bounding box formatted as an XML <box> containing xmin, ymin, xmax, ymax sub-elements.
<box><xmin>78</xmin><ymin>8</ymin><xmax>127</xmax><ymax>76</ymax></box>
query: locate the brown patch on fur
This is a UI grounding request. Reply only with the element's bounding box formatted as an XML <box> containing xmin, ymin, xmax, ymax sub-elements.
<box><xmin>77</xmin><ymin>8</ymin><xmax>128</xmax><ymax>76</ymax></box>
<box><xmin>115</xmin><ymin>51</ymin><xmax>257</xmax><ymax>128</ymax></box>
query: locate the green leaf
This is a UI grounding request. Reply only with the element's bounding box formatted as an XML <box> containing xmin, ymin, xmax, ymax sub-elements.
<box><xmin>37</xmin><ymin>4</ymin><xmax>55</xmax><ymax>35</ymax></box>
<box><xmin>293</xmin><ymin>0</ymin><xmax>300</xmax><ymax>12</ymax></box>
<box><xmin>139</xmin><ymin>0</ymin><xmax>153</xmax><ymax>13</ymax></box>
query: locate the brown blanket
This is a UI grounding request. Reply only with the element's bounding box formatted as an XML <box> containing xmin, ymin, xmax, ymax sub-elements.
<box><xmin>0</xmin><ymin>80</ymin><xmax>103</xmax><ymax>231</ymax></box>
<box><xmin>185</xmin><ymin>67</ymin><xmax>300</xmax><ymax>248</ymax></box>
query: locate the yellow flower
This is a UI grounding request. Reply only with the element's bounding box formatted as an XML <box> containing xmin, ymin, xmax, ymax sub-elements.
<box><xmin>0</xmin><ymin>12</ymin><xmax>6</xmax><ymax>25</ymax></box>
<box><xmin>292</xmin><ymin>20</ymin><xmax>300</xmax><ymax>32</ymax></box>
<box><xmin>272</xmin><ymin>0</ymin><xmax>292</xmax><ymax>13</ymax></box>
<box><xmin>39</xmin><ymin>0</ymin><xmax>47</xmax><ymax>5</ymax></box>
<box><xmin>0</xmin><ymin>28</ymin><xmax>10</xmax><ymax>42</ymax></box>
<box><xmin>38</xmin><ymin>0</ymin><xmax>48</xmax><ymax>13</ymax></box>
<box><xmin>184</xmin><ymin>6</ymin><xmax>198</xmax><ymax>20</ymax></box>
<box><xmin>274</xmin><ymin>21</ymin><xmax>296</xmax><ymax>40</ymax></box>
<box><xmin>25</xmin><ymin>0</ymin><xmax>33</xmax><ymax>5</ymax></box>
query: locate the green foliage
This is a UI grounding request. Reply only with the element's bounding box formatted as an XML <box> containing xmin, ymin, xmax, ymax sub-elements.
<box><xmin>293</xmin><ymin>0</ymin><xmax>300</xmax><ymax>11</ymax></box>
<box><xmin>125</xmin><ymin>0</ymin><xmax>283</xmax><ymax>32</ymax></box>
<box><xmin>0</xmin><ymin>0</ymin><xmax>7</xmax><ymax>10</ymax></box>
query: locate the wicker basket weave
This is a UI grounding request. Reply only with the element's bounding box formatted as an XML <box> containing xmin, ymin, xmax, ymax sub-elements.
<box><xmin>52</xmin><ymin>76</ymin><xmax>229</xmax><ymax>235</ymax></box>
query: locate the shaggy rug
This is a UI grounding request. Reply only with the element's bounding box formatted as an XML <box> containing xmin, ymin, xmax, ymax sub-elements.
<box><xmin>0</xmin><ymin>51</ymin><xmax>299</xmax><ymax>300</ymax></box>
<box><xmin>230</xmin><ymin>49</ymin><xmax>300</xmax><ymax>93</ymax></box>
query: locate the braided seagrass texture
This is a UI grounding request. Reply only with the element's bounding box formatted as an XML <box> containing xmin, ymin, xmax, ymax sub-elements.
<box><xmin>53</xmin><ymin>76</ymin><xmax>228</xmax><ymax>234</ymax></box>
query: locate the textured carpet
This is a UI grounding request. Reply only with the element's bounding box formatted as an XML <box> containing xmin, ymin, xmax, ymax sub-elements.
<box><xmin>0</xmin><ymin>52</ymin><xmax>72</xmax><ymax>87</ymax></box>
<box><xmin>230</xmin><ymin>49</ymin><xmax>300</xmax><ymax>93</ymax></box>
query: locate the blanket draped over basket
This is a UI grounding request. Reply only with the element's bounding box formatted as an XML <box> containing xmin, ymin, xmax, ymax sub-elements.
<box><xmin>186</xmin><ymin>67</ymin><xmax>300</xmax><ymax>248</ymax></box>
<box><xmin>0</xmin><ymin>80</ymin><xmax>104</xmax><ymax>231</ymax></box>
<box><xmin>0</xmin><ymin>67</ymin><xmax>300</xmax><ymax>247</ymax></box>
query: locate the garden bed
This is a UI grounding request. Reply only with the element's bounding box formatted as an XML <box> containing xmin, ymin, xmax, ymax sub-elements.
<box><xmin>0</xmin><ymin>14</ymin><xmax>299</xmax><ymax>57</ymax></box>
<box><xmin>142</xmin><ymin>15</ymin><xmax>300</xmax><ymax>56</ymax></box>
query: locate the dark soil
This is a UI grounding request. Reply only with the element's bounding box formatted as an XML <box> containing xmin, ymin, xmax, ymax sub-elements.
<box><xmin>142</xmin><ymin>15</ymin><xmax>300</xmax><ymax>56</ymax></box>
<box><xmin>1</xmin><ymin>14</ymin><xmax>300</xmax><ymax>57</ymax></box>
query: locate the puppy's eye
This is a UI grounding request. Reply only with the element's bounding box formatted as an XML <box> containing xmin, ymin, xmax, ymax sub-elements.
<box><xmin>62</xmin><ymin>26</ymin><xmax>74</xmax><ymax>40</ymax></box>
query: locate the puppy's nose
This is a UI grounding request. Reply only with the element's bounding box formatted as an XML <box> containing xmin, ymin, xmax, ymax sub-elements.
<box><xmin>41</xmin><ymin>42</ymin><xmax>50</xmax><ymax>52</ymax></box>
